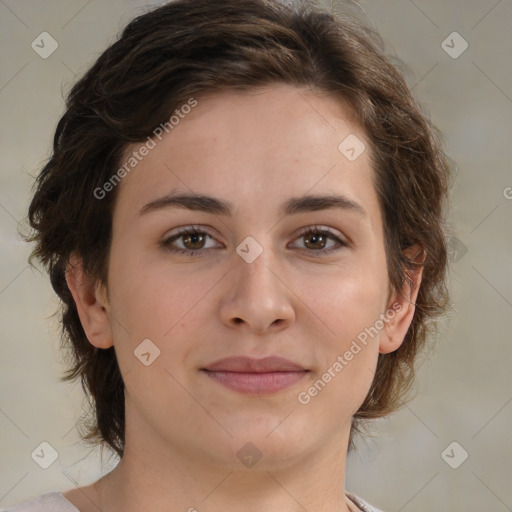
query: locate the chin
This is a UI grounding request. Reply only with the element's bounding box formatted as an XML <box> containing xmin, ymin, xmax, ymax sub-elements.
<box><xmin>216</xmin><ymin>423</ymin><xmax>313</xmax><ymax>470</ymax></box>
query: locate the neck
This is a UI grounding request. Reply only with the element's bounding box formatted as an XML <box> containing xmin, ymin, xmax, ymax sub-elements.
<box><xmin>94</xmin><ymin>413</ymin><xmax>354</xmax><ymax>512</ymax></box>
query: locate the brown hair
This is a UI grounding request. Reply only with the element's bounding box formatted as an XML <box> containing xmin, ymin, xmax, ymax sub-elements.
<box><xmin>26</xmin><ymin>0</ymin><xmax>452</xmax><ymax>458</ymax></box>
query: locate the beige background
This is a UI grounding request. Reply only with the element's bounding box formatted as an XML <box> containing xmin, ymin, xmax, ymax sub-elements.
<box><xmin>1</xmin><ymin>0</ymin><xmax>511</xmax><ymax>510</ymax></box>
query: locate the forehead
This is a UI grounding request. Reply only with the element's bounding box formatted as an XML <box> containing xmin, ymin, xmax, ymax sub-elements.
<box><xmin>114</xmin><ymin>83</ymin><xmax>379</xmax><ymax>225</ymax></box>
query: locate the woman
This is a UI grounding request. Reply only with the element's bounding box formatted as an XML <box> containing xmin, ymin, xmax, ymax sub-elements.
<box><xmin>5</xmin><ymin>0</ymin><xmax>451</xmax><ymax>510</ymax></box>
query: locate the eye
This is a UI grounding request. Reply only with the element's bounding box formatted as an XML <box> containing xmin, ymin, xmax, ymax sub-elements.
<box><xmin>290</xmin><ymin>226</ymin><xmax>349</xmax><ymax>256</ymax></box>
<box><xmin>161</xmin><ymin>226</ymin><xmax>220</xmax><ymax>256</ymax></box>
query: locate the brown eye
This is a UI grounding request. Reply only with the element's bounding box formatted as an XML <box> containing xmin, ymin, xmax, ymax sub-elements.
<box><xmin>303</xmin><ymin>231</ymin><xmax>329</xmax><ymax>250</ymax></box>
<box><xmin>181</xmin><ymin>232</ymin><xmax>207</xmax><ymax>250</ymax></box>
<box><xmin>161</xmin><ymin>227</ymin><xmax>220</xmax><ymax>256</ymax></box>
<box><xmin>291</xmin><ymin>227</ymin><xmax>349</xmax><ymax>256</ymax></box>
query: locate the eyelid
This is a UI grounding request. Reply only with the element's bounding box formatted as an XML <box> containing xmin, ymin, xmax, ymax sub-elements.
<box><xmin>289</xmin><ymin>225</ymin><xmax>350</xmax><ymax>253</ymax></box>
<box><xmin>293</xmin><ymin>224</ymin><xmax>348</xmax><ymax>243</ymax></box>
<box><xmin>161</xmin><ymin>225</ymin><xmax>221</xmax><ymax>249</ymax></box>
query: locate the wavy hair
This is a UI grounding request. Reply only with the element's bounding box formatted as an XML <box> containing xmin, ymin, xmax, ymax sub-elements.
<box><xmin>26</xmin><ymin>0</ymin><xmax>452</xmax><ymax>458</ymax></box>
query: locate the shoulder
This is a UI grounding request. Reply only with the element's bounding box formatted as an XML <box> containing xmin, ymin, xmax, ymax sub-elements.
<box><xmin>0</xmin><ymin>492</ymin><xmax>79</xmax><ymax>512</ymax></box>
<box><xmin>346</xmin><ymin>491</ymin><xmax>386</xmax><ymax>512</ymax></box>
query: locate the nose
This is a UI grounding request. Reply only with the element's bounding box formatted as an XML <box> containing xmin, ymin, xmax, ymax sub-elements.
<box><xmin>218</xmin><ymin>248</ymin><xmax>295</xmax><ymax>335</ymax></box>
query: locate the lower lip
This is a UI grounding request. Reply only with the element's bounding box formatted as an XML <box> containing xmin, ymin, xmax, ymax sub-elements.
<box><xmin>202</xmin><ymin>370</ymin><xmax>308</xmax><ymax>394</ymax></box>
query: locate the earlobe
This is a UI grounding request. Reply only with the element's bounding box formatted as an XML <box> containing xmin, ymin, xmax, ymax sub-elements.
<box><xmin>379</xmin><ymin>245</ymin><xmax>425</xmax><ymax>354</ymax></box>
<box><xmin>65</xmin><ymin>254</ymin><xmax>113</xmax><ymax>349</ymax></box>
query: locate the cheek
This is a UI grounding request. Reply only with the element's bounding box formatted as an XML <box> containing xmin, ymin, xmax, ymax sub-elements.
<box><xmin>105</xmin><ymin>259</ymin><xmax>211</xmax><ymax>411</ymax></box>
<box><xmin>296</xmin><ymin>280</ymin><xmax>383</xmax><ymax>421</ymax></box>
<box><xmin>309</xmin><ymin>262</ymin><xmax>389</xmax><ymax>344</ymax></box>
<box><xmin>108</xmin><ymin>245</ymin><xmax>199</xmax><ymax>329</ymax></box>
<box><xmin>106</xmin><ymin>251</ymin><xmax>218</xmax><ymax>365</ymax></box>
<box><xmin>295</xmin><ymin>263</ymin><xmax>387</xmax><ymax>410</ymax></box>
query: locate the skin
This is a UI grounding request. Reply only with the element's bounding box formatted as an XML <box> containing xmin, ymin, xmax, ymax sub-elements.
<box><xmin>64</xmin><ymin>83</ymin><xmax>423</xmax><ymax>512</ymax></box>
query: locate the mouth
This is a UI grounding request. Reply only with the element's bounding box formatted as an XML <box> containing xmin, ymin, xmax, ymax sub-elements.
<box><xmin>201</xmin><ymin>355</ymin><xmax>309</xmax><ymax>395</ymax></box>
<box><xmin>201</xmin><ymin>369</ymin><xmax>309</xmax><ymax>394</ymax></box>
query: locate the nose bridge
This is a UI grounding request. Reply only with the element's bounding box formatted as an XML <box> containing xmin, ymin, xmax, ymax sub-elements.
<box><xmin>234</xmin><ymin>236</ymin><xmax>281</xmax><ymax>301</ymax></box>
<box><xmin>219</xmin><ymin>234</ymin><xmax>295</xmax><ymax>332</ymax></box>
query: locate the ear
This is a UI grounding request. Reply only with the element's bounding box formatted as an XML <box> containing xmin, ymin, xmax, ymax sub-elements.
<box><xmin>65</xmin><ymin>253</ymin><xmax>113</xmax><ymax>349</ymax></box>
<box><xmin>379</xmin><ymin>244</ymin><xmax>425</xmax><ymax>355</ymax></box>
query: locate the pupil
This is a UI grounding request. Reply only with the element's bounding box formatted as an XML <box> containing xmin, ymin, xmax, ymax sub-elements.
<box><xmin>306</xmin><ymin>233</ymin><xmax>324</xmax><ymax>249</ymax></box>
<box><xmin>186</xmin><ymin>233</ymin><xmax>203</xmax><ymax>249</ymax></box>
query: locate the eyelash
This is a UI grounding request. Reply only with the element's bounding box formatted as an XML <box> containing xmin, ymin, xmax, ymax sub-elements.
<box><xmin>161</xmin><ymin>225</ymin><xmax>349</xmax><ymax>257</ymax></box>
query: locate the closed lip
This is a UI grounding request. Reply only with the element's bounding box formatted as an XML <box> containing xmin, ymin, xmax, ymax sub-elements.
<box><xmin>202</xmin><ymin>356</ymin><xmax>307</xmax><ymax>373</ymax></box>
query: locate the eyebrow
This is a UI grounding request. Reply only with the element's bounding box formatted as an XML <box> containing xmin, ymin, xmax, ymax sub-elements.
<box><xmin>139</xmin><ymin>191</ymin><xmax>366</xmax><ymax>217</ymax></box>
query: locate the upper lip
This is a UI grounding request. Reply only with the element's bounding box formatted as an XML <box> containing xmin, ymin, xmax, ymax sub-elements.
<box><xmin>202</xmin><ymin>356</ymin><xmax>307</xmax><ymax>373</ymax></box>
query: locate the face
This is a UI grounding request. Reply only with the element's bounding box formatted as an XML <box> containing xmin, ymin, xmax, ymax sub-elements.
<box><xmin>79</xmin><ymin>83</ymin><xmax>412</xmax><ymax>471</ymax></box>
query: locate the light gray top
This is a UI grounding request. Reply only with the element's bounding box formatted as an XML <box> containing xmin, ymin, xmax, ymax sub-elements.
<box><xmin>1</xmin><ymin>492</ymin><xmax>78</xmax><ymax>512</ymax></box>
<box><xmin>1</xmin><ymin>491</ymin><xmax>385</xmax><ymax>512</ymax></box>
